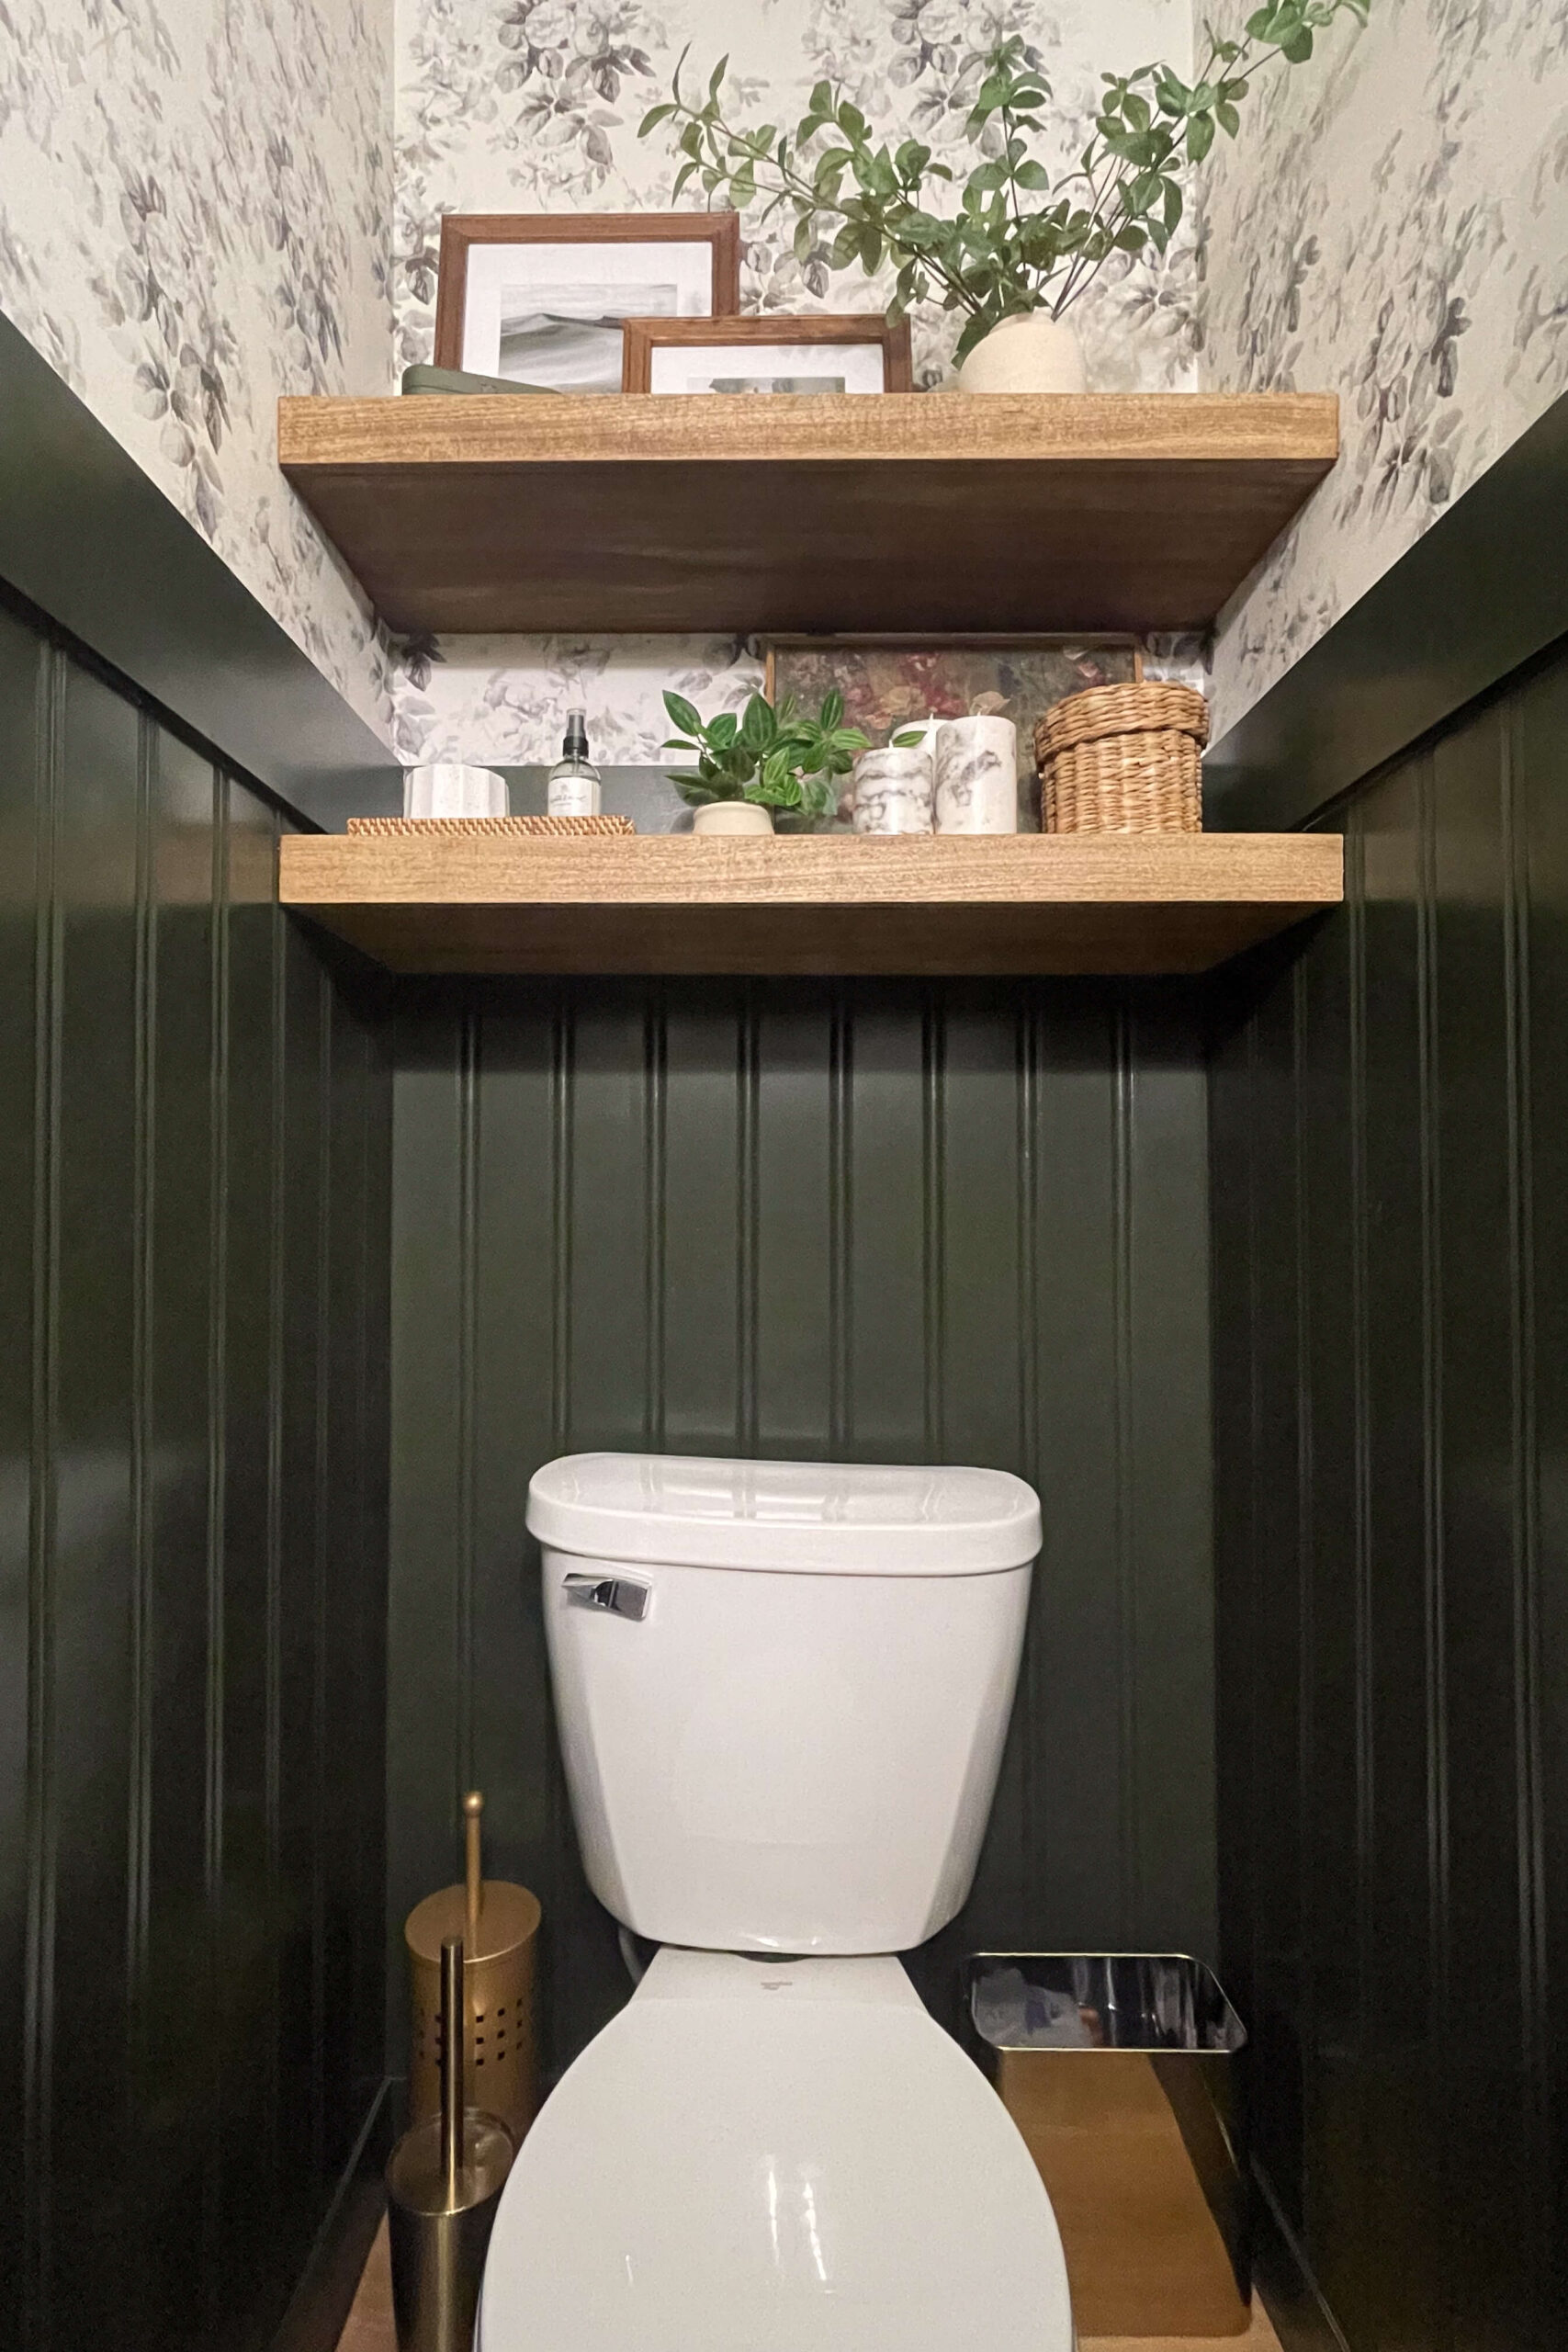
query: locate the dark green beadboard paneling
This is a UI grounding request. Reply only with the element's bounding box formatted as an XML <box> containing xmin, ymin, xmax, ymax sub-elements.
<box><xmin>0</xmin><ymin>588</ymin><xmax>392</xmax><ymax>2352</ymax></box>
<box><xmin>388</xmin><ymin>977</ymin><xmax>1217</xmax><ymax>2079</ymax></box>
<box><xmin>1210</xmin><ymin>634</ymin><xmax>1568</xmax><ymax>2352</ymax></box>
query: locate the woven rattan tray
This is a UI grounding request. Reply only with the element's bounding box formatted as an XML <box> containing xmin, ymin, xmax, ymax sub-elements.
<box><xmin>347</xmin><ymin>814</ymin><xmax>636</xmax><ymax>838</ymax></box>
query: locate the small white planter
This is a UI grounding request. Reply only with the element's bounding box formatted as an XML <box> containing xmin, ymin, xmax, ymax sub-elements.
<box><xmin>692</xmin><ymin>800</ymin><xmax>775</xmax><ymax>836</ymax></box>
<box><xmin>956</xmin><ymin>313</ymin><xmax>1087</xmax><ymax>395</ymax></box>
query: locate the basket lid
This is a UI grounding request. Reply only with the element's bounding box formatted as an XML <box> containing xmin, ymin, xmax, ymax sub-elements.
<box><xmin>406</xmin><ymin>1879</ymin><xmax>541</xmax><ymax>1965</ymax></box>
<box><xmin>1034</xmin><ymin>682</ymin><xmax>1209</xmax><ymax>759</ymax></box>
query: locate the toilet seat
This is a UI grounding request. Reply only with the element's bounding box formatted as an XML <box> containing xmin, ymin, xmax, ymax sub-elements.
<box><xmin>478</xmin><ymin>1947</ymin><xmax>1075</xmax><ymax>2352</ymax></box>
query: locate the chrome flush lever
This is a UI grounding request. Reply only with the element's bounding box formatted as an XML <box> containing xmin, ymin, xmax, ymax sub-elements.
<box><xmin>562</xmin><ymin>1572</ymin><xmax>649</xmax><ymax>1622</ymax></box>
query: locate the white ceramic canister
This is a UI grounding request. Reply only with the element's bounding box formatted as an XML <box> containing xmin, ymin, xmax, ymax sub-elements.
<box><xmin>402</xmin><ymin>763</ymin><xmax>509</xmax><ymax>820</ymax></box>
<box><xmin>955</xmin><ymin>313</ymin><xmax>1088</xmax><ymax>394</ymax></box>
<box><xmin>692</xmin><ymin>801</ymin><xmax>774</xmax><ymax>836</ymax></box>
<box><xmin>934</xmin><ymin>716</ymin><xmax>1019</xmax><ymax>834</ymax></box>
<box><xmin>852</xmin><ymin>745</ymin><xmax>934</xmax><ymax>835</ymax></box>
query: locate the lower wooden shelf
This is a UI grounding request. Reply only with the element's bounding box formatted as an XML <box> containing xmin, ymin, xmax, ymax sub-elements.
<box><xmin>278</xmin><ymin>831</ymin><xmax>1343</xmax><ymax>977</ymax></box>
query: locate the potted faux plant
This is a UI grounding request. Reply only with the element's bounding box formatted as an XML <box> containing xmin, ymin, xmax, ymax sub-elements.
<box><xmin>641</xmin><ymin>2</ymin><xmax>1371</xmax><ymax>391</ymax></box>
<box><xmin>663</xmin><ymin>688</ymin><xmax>869</xmax><ymax>834</ymax></box>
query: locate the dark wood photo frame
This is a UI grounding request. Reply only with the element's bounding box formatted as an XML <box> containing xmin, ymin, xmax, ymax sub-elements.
<box><xmin>433</xmin><ymin>211</ymin><xmax>742</xmax><ymax>376</ymax></box>
<box><xmin>621</xmin><ymin>312</ymin><xmax>913</xmax><ymax>394</ymax></box>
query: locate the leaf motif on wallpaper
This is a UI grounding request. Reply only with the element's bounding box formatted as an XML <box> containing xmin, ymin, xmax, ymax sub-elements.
<box><xmin>0</xmin><ymin>0</ymin><xmax>395</xmax><ymax>742</ymax></box>
<box><xmin>1201</xmin><ymin>0</ymin><xmax>1568</xmax><ymax>735</ymax></box>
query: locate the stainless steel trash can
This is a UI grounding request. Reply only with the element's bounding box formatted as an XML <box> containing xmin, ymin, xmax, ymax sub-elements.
<box><xmin>968</xmin><ymin>1952</ymin><xmax>1249</xmax><ymax>2339</ymax></box>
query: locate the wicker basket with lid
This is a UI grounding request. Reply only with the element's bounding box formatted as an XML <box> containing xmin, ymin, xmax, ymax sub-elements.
<box><xmin>1034</xmin><ymin>682</ymin><xmax>1209</xmax><ymax>833</ymax></box>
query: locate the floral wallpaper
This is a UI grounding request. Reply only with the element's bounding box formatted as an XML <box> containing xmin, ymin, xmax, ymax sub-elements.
<box><xmin>1201</xmin><ymin>0</ymin><xmax>1568</xmax><ymax>737</ymax></box>
<box><xmin>389</xmin><ymin>0</ymin><xmax>1198</xmax><ymax>764</ymax></box>
<box><xmin>0</xmin><ymin>0</ymin><xmax>396</xmax><ymax>741</ymax></box>
<box><xmin>6</xmin><ymin>0</ymin><xmax>1556</xmax><ymax>770</ymax></box>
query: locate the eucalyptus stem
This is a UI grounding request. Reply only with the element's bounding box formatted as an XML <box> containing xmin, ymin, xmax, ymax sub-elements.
<box><xmin>641</xmin><ymin>4</ymin><xmax>1372</xmax><ymax>363</ymax></box>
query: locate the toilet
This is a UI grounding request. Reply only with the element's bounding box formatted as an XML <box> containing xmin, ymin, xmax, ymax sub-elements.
<box><xmin>477</xmin><ymin>1452</ymin><xmax>1075</xmax><ymax>2351</ymax></box>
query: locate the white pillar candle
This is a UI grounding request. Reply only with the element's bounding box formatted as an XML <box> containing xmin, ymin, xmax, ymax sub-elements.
<box><xmin>933</xmin><ymin>716</ymin><xmax>1018</xmax><ymax>834</ymax></box>
<box><xmin>402</xmin><ymin>763</ymin><xmax>509</xmax><ymax>820</ymax></box>
<box><xmin>852</xmin><ymin>745</ymin><xmax>934</xmax><ymax>835</ymax></box>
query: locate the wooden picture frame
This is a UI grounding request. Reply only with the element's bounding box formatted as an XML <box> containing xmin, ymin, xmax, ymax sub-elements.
<box><xmin>433</xmin><ymin>212</ymin><xmax>741</xmax><ymax>390</ymax></box>
<box><xmin>621</xmin><ymin>312</ymin><xmax>913</xmax><ymax>395</ymax></box>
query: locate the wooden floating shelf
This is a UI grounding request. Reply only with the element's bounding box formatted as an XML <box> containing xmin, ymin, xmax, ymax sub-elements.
<box><xmin>279</xmin><ymin>831</ymin><xmax>1344</xmax><ymax>978</ymax></box>
<box><xmin>277</xmin><ymin>391</ymin><xmax>1338</xmax><ymax>637</ymax></box>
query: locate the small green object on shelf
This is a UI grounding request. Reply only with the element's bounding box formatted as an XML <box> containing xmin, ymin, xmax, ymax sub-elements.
<box><xmin>400</xmin><ymin>364</ymin><xmax>558</xmax><ymax>398</ymax></box>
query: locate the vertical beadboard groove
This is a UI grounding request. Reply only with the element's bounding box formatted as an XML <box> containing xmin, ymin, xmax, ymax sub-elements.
<box><xmin>644</xmin><ymin>987</ymin><xmax>667</xmax><ymax>1453</ymax></box>
<box><xmin>1347</xmin><ymin>806</ymin><xmax>1374</xmax><ymax>2245</ymax></box>
<box><xmin>1500</xmin><ymin>698</ymin><xmax>1549</xmax><ymax>2271</ymax></box>
<box><xmin>1015</xmin><ymin>992</ymin><xmax>1041</xmax><ymax>1903</ymax></box>
<box><xmin>23</xmin><ymin>635</ymin><xmax>63</xmax><ymax>2352</ymax></box>
<box><xmin>1016</xmin><ymin>993</ymin><xmax>1041</xmax><ymax>1490</ymax></box>
<box><xmin>738</xmin><ymin>985</ymin><xmax>760</xmax><ymax>1456</ymax></box>
<box><xmin>1240</xmin><ymin>1012</ymin><xmax>1264</xmax><ymax>2032</ymax></box>
<box><xmin>550</xmin><ymin>988</ymin><xmax>574</xmax><ymax>1457</ymax></box>
<box><xmin>126</xmin><ymin>709</ymin><xmax>155</xmax><ymax>2030</ymax></box>
<box><xmin>310</xmin><ymin>977</ymin><xmax>334</xmax><ymax>2198</ymax></box>
<box><xmin>457</xmin><ymin>1009</ymin><xmax>479</xmax><ymax>1790</ymax></box>
<box><xmin>202</xmin><ymin>761</ymin><xmax>231</xmax><ymax>2331</ymax></box>
<box><xmin>207</xmin><ymin>763</ymin><xmax>231</xmax><ymax>1907</ymax></box>
<box><xmin>1111</xmin><ymin>992</ymin><xmax>1137</xmax><ymax>1940</ymax></box>
<box><xmin>920</xmin><ymin>987</ymin><xmax>945</xmax><ymax>1462</ymax></box>
<box><xmin>264</xmin><ymin>806</ymin><xmax>288</xmax><ymax>2211</ymax></box>
<box><xmin>1414</xmin><ymin>745</ymin><xmax>1453</xmax><ymax>2352</ymax></box>
<box><xmin>1291</xmin><ymin>944</ymin><xmax>1316</xmax><ymax>2161</ymax></box>
<box><xmin>828</xmin><ymin>987</ymin><xmax>852</xmax><ymax>1456</ymax></box>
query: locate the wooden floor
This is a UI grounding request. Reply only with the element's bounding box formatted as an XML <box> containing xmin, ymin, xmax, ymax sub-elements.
<box><xmin>338</xmin><ymin>2214</ymin><xmax>1284</xmax><ymax>2352</ymax></box>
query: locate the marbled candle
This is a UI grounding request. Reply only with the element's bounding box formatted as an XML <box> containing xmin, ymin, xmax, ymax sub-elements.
<box><xmin>934</xmin><ymin>717</ymin><xmax>1019</xmax><ymax>834</ymax></box>
<box><xmin>852</xmin><ymin>746</ymin><xmax>935</xmax><ymax>835</ymax></box>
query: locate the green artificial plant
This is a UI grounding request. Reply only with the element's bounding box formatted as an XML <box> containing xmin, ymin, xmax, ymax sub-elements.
<box><xmin>641</xmin><ymin>3</ymin><xmax>1371</xmax><ymax>361</ymax></box>
<box><xmin>662</xmin><ymin>688</ymin><xmax>870</xmax><ymax>822</ymax></box>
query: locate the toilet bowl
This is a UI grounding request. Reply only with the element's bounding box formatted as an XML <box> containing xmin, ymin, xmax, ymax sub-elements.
<box><xmin>478</xmin><ymin>1947</ymin><xmax>1074</xmax><ymax>2351</ymax></box>
<box><xmin>481</xmin><ymin>1453</ymin><xmax>1074</xmax><ymax>2347</ymax></box>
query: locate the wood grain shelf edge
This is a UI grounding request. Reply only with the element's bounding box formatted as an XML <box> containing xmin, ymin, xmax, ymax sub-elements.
<box><xmin>278</xmin><ymin>833</ymin><xmax>1343</xmax><ymax>978</ymax></box>
<box><xmin>278</xmin><ymin>390</ymin><xmax>1339</xmax><ymax>472</ymax></box>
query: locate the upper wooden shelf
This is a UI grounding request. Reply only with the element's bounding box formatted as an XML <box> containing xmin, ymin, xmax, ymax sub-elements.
<box><xmin>277</xmin><ymin>391</ymin><xmax>1338</xmax><ymax>637</ymax></box>
<box><xmin>278</xmin><ymin>831</ymin><xmax>1344</xmax><ymax>978</ymax></box>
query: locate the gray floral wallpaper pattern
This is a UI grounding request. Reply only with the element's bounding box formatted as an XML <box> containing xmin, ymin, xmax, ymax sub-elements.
<box><xmin>1201</xmin><ymin>0</ymin><xmax>1568</xmax><ymax>735</ymax></box>
<box><xmin>389</xmin><ymin>0</ymin><xmax>1198</xmax><ymax>763</ymax></box>
<box><xmin>0</xmin><ymin>0</ymin><xmax>395</xmax><ymax>739</ymax></box>
<box><xmin>2</xmin><ymin>0</ymin><xmax>1562</xmax><ymax>763</ymax></box>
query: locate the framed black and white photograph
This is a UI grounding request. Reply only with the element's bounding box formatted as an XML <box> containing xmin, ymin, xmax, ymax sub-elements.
<box><xmin>433</xmin><ymin>212</ymin><xmax>741</xmax><ymax>394</ymax></box>
<box><xmin>621</xmin><ymin>313</ymin><xmax>912</xmax><ymax>395</ymax></box>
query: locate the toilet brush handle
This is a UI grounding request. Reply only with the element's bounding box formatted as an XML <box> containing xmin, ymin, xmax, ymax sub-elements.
<box><xmin>464</xmin><ymin>1791</ymin><xmax>483</xmax><ymax>1951</ymax></box>
<box><xmin>441</xmin><ymin>1935</ymin><xmax>464</xmax><ymax>2207</ymax></box>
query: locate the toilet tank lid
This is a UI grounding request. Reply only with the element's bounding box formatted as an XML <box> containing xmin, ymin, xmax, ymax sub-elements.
<box><xmin>526</xmin><ymin>1453</ymin><xmax>1041</xmax><ymax>1574</ymax></box>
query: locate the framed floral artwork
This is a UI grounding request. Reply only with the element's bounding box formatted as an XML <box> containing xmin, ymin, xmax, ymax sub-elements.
<box><xmin>433</xmin><ymin>212</ymin><xmax>741</xmax><ymax>393</ymax></box>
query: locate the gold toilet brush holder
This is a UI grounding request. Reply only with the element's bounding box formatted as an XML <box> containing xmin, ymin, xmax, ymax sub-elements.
<box><xmin>407</xmin><ymin>1792</ymin><xmax>542</xmax><ymax>2146</ymax></box>
<box><xmin>386</xmin><ymin>1936</ymin><xmax>514</xmax><ymax>2352</ymax></box>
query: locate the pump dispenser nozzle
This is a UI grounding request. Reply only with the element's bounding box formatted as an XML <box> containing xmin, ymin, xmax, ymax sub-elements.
<box><xmin>547</xmin><ymin>707</ymin><xmax>601</xmax><ymax>817</ymax></box>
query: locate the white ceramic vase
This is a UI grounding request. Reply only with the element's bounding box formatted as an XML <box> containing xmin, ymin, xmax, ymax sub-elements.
<box><xmin>692</xmin><ymin>800</ymin><xmax>774</xmax><ymax>837</ymax></box>
<box><xmin>956</xmin><ymin>313</ymin><xmax>1087</xmax><ymax>395</ymax></box>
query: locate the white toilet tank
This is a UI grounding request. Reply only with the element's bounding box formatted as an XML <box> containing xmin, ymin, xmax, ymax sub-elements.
<box><xmin>525</xmin><ymin>1453</ymin><xmax>1040</xmax><ymax>1955</ymax></box>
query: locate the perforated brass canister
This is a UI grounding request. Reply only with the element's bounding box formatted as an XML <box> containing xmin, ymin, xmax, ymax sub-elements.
<box><xmin>406</xmin><ymin>1793</ymin><xmax>541</xmax><ymax>2144</ymax></box>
